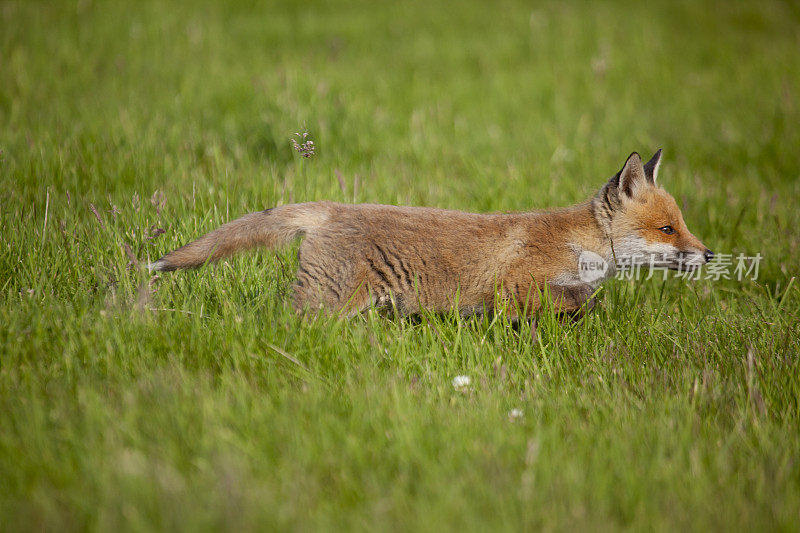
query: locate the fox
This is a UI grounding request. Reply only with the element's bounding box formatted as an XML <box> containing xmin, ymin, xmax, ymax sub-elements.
<box><xmin>150</xmin><ymin>149</ymin><xmax>713</xmax><ymax>318</ymax></box>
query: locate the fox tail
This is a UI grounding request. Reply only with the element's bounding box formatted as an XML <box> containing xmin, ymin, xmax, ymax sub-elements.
<box><xmin>148</xmin><ymin>202</ymin><xmax>327</xmax><ymax>271</ymax></box>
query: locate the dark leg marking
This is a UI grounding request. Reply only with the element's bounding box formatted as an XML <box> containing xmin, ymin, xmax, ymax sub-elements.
<box><xmin>300</xmin><ymin>262</ymin><xmax>342</xmax><ymax>301</ymax></box>
<box><xmin>373</xmin><ymin>245</ymin><xmax>406</xmax><ymax>290</ymax></box>
<box><xmin>380</xmin><ymin>246</ymin><xmax>415</xmax><ymax>290</ymax></box>
<box><xmin>366</xmin><ymin>257</ymin><xmax>394</xmax><ymax>290</ymax></box>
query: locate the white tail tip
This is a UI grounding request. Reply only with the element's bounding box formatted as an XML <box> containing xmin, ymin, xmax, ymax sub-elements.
<box><xmin>147</xmin><ymin>260</ymin><xmax>166</xmax><ymax>272</ymax></box>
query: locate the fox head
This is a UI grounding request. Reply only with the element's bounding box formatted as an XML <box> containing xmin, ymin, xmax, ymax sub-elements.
<box><xmin>594</xmin><ymin>150</ymin><xmax>713</xmax><ymax>270</ymax></box>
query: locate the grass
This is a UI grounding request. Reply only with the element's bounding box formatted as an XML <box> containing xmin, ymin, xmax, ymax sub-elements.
<box><xmin>1</xmin><ymin>0</ymin><xmax>799</xmax><ymax>530</ymax></box>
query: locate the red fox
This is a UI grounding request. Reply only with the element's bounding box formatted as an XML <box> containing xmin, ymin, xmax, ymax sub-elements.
<box><xmin>150</xmin><ymin>150</ymin><xmax>712</xmax><ymax>317</ymax></box>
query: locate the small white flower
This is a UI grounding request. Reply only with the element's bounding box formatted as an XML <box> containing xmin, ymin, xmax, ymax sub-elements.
<box><xmin>452</xmin><ymin>375</ymin><xmax>471</xmax><ymax>392</ymax></box>
<box><xmin>508</xmin><ymin>408</ymin><xmax>524</xmax><ymax>422</ymax></box>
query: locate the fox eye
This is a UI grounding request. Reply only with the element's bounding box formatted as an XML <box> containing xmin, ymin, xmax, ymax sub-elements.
<box><xmin>658</xmin><ymin>225</ymin><xmax>675</xmax><ymax>235</ymax></box>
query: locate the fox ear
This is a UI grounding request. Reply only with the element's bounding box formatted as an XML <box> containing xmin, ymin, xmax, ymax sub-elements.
<box><xmin>618</xmin><ymin>152</ymin><xmax>647</xmax><ymax>199</ymax></box>
<box><xmin>643</xmin><ymin>148</ymin><xmax>662</xmax><ymax>184</ymax></box>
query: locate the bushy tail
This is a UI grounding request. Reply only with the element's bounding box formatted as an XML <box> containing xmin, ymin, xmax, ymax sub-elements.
<box><xmin>149</xmin><ymin>202</ymin><xmax>327</xmax><ymax>271</ymax></box>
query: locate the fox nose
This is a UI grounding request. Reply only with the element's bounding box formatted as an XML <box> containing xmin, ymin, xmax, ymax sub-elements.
<box><xmin>704</xmin><ymin>249</ymin><xmax>714</xmax><ymax>263</ymax></box>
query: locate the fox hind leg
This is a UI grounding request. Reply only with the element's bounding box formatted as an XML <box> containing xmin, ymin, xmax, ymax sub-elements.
<box><xmin>291</xmin><ymin>262</ymin><xmax>364</xmax><ymax>313</ymax></box>
<box><xmin>291</xmin><ymin>241</ymin><xmax>371</xmax><ymax>315</ymax></box>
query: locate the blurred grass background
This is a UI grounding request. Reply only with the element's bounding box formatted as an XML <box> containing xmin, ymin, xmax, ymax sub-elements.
<box><xmin>1</xmin><ymin>0</ymin><xmax>799</xmax><ymax>530</ymax></box>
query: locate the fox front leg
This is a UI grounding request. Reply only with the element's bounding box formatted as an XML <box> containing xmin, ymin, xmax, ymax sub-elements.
<box><xmin>547</xmin><ymin>282</ymin><xmax>597</xmax><ymax>317</ymax></box>
<box><xmin>499</xmin><ymin>280</ymin><xmax>595</xmax><ymax>320</ymax></box>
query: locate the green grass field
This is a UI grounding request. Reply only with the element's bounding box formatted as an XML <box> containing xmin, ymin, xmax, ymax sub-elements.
<box><xmin>2</xmin><ymin>0</ymin><xmax>800</xmax><ymax>530</ymax></box>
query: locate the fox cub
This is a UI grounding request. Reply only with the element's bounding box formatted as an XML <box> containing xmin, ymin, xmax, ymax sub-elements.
<box><xmin>151</xmin><ymin>150</ymin><xmax>712</xmax><ymax>317</ymax></box>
